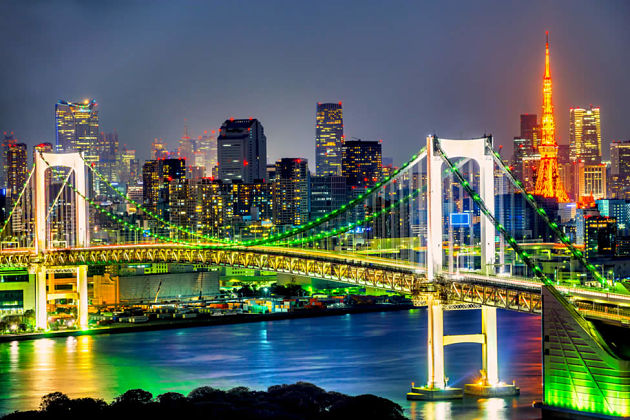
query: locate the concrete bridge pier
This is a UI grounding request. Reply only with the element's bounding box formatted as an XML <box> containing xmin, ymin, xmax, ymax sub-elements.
<box><xmin>32</xmin><ymin>265</ymin><xmax>47</xmax><ymax>330</ymax></box>
<box><xmin>30</xmin><ymin>264</ymin><xmax>88</xmax><ymax>330</ymax></box>
<box><xmin>77</xmin><ymin>265</ymin><xmax>88</xmax><ymax>329</ymax></box>
<box><xmin>407</xmin><ymin>298</ymin><xmax>518</xmax><ymax>400</ymax></box>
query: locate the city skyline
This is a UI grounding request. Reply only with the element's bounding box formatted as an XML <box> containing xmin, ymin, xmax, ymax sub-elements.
<box><xmin>2</xmin><ymin>3</ymin><xmax>630</xmax><ymax>419</ymax></box>
<box><xmin>1</xmin><ymin>1</ymin><xmax>629</xmax><ymax>166</ymax></box>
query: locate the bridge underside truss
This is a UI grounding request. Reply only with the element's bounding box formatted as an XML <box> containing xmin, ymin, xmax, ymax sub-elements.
<box><xmin>40</xmin><ymin>247</ymin><xmax>425</xmax><ymax>293</ymax></box>
<box><xmin>443</xmin><ymin>281</ymin><xmax>542</xmax><ymax>314</ymax></box>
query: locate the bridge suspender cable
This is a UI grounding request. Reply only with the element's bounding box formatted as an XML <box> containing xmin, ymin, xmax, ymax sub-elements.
<box><xmin>432</xmin><ymin>139</ymin><xmax>553</xmax><ymax>286</ymax></box>
<box><xmin>487</xmin><ymin>142</ymin><xmax>606</xmax><ymax>286</ymax></box>
<box><xmin>39</xmin><ymin>153</ymin><xmax>220</xmax><ymax>249</ymax></box>
<box><xmin>242</xmin><ymin>147</ymin><xmax>428</xmax><ymax>246</ymax></box>
<box><xmin>46</xmin><ymin>168</ymin><xmax>74</xmax><ymax>222</ymax></box>
<box><xmin>0</xmin><ymin>165</ymin><xmax>35</xmax><ymax>238</ymax></box>
<box><xmin>82</xmin><ymin>157</ymin><xmax>232</xmax><ymax>245</ymax></box>
<box><xmin>273</xmin><ymin>157</ymin><xmax>470</xmax><ymax>247</ymax></box>
<box><xmin>83</xmin><ymin>148</ymin><xmax>428</xmax><ymax>247</ymax></box>
<box><xmin>277</xmin><ymin>187</ymin><xmax>423</xmax><ymax>247</ymax></box>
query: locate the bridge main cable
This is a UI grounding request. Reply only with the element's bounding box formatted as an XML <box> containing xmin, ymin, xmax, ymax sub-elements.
<box><xmin>0</xmin><ymin>165</ymin><xmax>34</xmax><ymax>238</ymax></box>
<box><xmin>83</xmin><ymin>157</ymin><xmax>232</xmax><ymax>245</ymax></box>
<box><xmin>39</xmin><ymin>153</ymin><xmax>227</xmax><ymax>249</ymax></box>
<box><xmin>244</xmin><ymin>147</ymin><xmax>428</xmax><ymax>246</ymax></box>
<box><xmin>487</xmin><ymin>141</ymin><xmax>606</xmax><ymax>286</ymax></box>
<box><xmin>274</xmin><ymin>156</ymin><xmax>470</xmax><ymax>247</ymax></box>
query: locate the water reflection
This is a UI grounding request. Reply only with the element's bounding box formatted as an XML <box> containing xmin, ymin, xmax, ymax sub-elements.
<box><xmin>0</xmin><ymin>310</ymin><xmax>542</xmax><ymax>419</ymax></box>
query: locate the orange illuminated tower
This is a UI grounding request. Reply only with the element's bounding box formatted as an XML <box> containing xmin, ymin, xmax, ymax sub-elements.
<box><xmin>533</xmin><ymin>32</ymin><xmax>569</xmax><ymax>202</ymax></box>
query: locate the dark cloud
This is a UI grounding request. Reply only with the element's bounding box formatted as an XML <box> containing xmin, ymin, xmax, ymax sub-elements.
<box><xmin>1</xmin><ymin>0</ymin><xmax>629</xmax><ymax>166</ymax></box>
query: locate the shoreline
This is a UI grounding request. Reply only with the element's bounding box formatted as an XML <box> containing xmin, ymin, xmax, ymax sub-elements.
<box><xmin>0</xmin><ymin>304</ymin><xmax>415</xmax><ymax>343</ymax></box>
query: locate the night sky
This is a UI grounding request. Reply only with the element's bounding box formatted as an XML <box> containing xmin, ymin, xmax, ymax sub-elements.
<box><xmin>1</xmin><ymin>0</ymin><xmax>629</xmax><ymax>165</ymax></box>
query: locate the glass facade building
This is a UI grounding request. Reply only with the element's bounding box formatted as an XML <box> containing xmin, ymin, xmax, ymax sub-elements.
<box><xmin>315</xmin><ymin>102</ymin><xmax>344</xmax><ymax>176</ymax></box>
<box><xmin>341</xmin><ymin>139</ymin><xmax>382</xmax><ymax>189</ymax></box>
<box><xmin>55</xmin><ymin>99</ymin><xmax>99</xmax><ymax>161</ymax></box>
<box><xmin>218</xmin><ymin>119</ymin><xmax>267</xmax><ymax>183</ymax></box>
<box><xmin>569</xmin><ymin>106</ymin><xmax>602</xmax><ymax>164</ymax></box>
<box><xmin>273</xmin><ymin>158</ymin><xmax>310</xmax><ymax>226</ymax></box>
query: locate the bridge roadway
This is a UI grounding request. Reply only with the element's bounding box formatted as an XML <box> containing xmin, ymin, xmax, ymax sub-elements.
<box><xmin>2</xmin><ymin>243</ymin><xmax>629</xmax><ymax>321</ymax></box>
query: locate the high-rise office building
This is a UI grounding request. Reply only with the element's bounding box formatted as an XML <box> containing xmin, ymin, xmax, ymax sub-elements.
<box><xmin>55</xmin><ymin>99</ymin><xmax>99</xmax><ymax>158</ymax></box>
<box><xmin>315</xmin><ymin>102</ymin><xmax>344</xmax><ymax>176</ymax></box>
<box><xmin>584</xmin><ymin>216</ymin><xmax>617</xmax><ymax>258</ymax></box>
<box><xmin>512</xmin><ymin>137</ymin><xmax>540</xmax><ymax>190</ymax></box>
<box><xmin>533</xmin><ymin>33</ymin><xmax>569</xmax><ymax>202</ymax></box>
<box><xmin>520</xmin><ymin>114</ymin><xmax>541</xmax><ymax>150</ymax></box>
<box><xmin>6</xmin><ymin>143</ymin><xmax>27</xmax><ymax>204</ymax></box>
<box><xmin>177</xmin><ymin>124</ymin><xmax>195</xmax><ymax>161</ymax></box>
<box><xmin>142</xmin><ymin>158</ymin><xmax>186</xmax><ymax>221</ymax></box>
<box><xmin>570</xmin><ymin>106</ymin><xmax>602</xmax><ymax>164</ymax></box>
<box><xmin>96</xmin><ymin>131</ymin><xmax>119</xmax><ymax>163</ymax></box>
<box><xmin>512</xmin><ymin>115</ymin><xmax>541</xmax><ymax>187</ymax></box>
<box><xmin>610</xmin><ymin>140</ymin><xmax>630</xmax><ymax>199</ymax></box>
<box><xmin>611</xmin><ymin>141</ymin><xmax>630</xmax><ymax>178</ymax></box>
<box><xmin>142</xmin><ymin>160</ymin><xmax>161</xmax><ymax>215</ymax></box>
<box><xmin>218</xmin><ymin>118</ymin><xmax>267</xmax><ymax>183</ymax></box>
<box><xmin>120</xmin><ymin>148</ymin><xmax>137</xmax><ymax>184</ymax></box>
<box><xmin>310</xmin><ymin>175</ymin><xmax>348</xmax><ymax>221</ymax></box>
<box><xmin>596</xmin><ymin>199</ymin><xmax>630</xmax><ymax>231</ymax></box>
<box><xmin>195</xmin><ymin>130</ymin><xmax>218</xmax><ymax>177</ymax></box>
<box><xmin>577</xmin><ymin>162</ymin><xmax>607</xmax><ymax>201</ymax></box>
<box><xmin>195</xmin><ymin>179</ymin><xmax>230</xmax><ymax>236</ymax></box>
<box><xmin>151</xmin><ymin>138</ymin><xmax>169</xmax><ymax>160</ymax></box>
<box><xmin>273</xmin><ymin>158</ymin><xmax>310</xmax><ymax>226</ymax></box>
<box><xmin>93</xmin><ymin>131</ymin><xmax>121</xmax><ymax>196</ymax></box>
<box><xmin>341</xmin><ymin>139</ymin><xmax>382</xmax><ymax>189</ymax></box>
<box><xmin>0</xmin><ymin>132</ymin><xmax>17</xmax><ymax>190</ymax></box>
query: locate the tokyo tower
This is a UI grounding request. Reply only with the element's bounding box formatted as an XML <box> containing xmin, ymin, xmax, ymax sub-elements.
<box><xmin>533</xmin><ymin>32</ymin><xmax>569</xmax><ymax>202</ymax></box>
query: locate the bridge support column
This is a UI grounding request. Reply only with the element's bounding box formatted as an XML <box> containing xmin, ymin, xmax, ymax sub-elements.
<box><xmin>77</xmin><ymin>265</ymin><xmax>88</xmax><ymax>329</ymax></box>
<box><xmin>427</xmin><ymin>296</ymin><xmax>445</xmax><ymax>389</ymax></box>
<box><xmin>464</xmin><ymin>305</ymin><xmax>518</xmax><ymax>397</ymax></box>
<box><xmin>426</xmin><ymin>136</ymin><xmax>444</xmax><ymax>281</ymax></box>
<box><xmin>482</xmin><ymin>306</ymin><xmax>498</xmax><ymax>386</ymax></box>
<box><xmin>33</xmin><ymin>265</ymin><xmax>47</xmax><ymax>330</ymax></box>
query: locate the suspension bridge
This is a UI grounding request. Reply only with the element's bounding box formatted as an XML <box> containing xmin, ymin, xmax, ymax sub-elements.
<box><xmin>1</xmin><ymin>135</ymin><xmax>629</xmax><ymax>417</ymax></box>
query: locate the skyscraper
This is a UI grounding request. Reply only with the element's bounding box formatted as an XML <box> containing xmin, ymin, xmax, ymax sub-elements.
<box><xmin>272</xmin><ymin>158</ymin><xmax>310</xmax><ymax>226</ymax></box>
<box><xmin>195</xmin><ymin>130</ymin><xmax>218</xmax><ymax>177</ymax></box>
<box><xmin>217</xmin><ymin>118</ymin><xmax>267</xmax><ymax>183</ymax></box>
<box><xmin>6</xmin><ymin>143</ymin><xmax>28</xmax><ymax>235</ymax></box>
<box><xmin>315</xmin><ymin>102</ymin><xmax>344</xmax><ymax>176</ymax></box>
<box><xmin>120</xmin><ymin>148</ymin><xmax>137</xmax><ymax>184</ymax></box>
<box><xmin>584</xmin><ymin>216</ymin><xmax>617</xmax><ymax>258</ymax></box>
<box><xmin>177</xmin><ymin>124</ymin><xmax>195</xmax><ymax>161</ymax></box>
<box><xmin>533</xmin><ymin>32</ymin><xmax>569</xmax><ymax>202</ymax></box>
<box><xmin>151</xmin><ymin>138</ymin><xmax>169</xmax><ymax>160</ymax></box>
<box><xmin>611</xmin><ymin>140</ymin><xmax>630</xmax><ymax>177</ymax></box>
<box><xmin>310</xmin><ymin>175</ymin><xmax>347</xmax><ymax>221</ymax></box>
<box><xmin>577</xmin><ymin>162</ymin><xmax>607</xmax><ymax>201</ymax></box>
<box><xmin>569</xmin><ymin>106</ymin><xmax>602</xmax><ymax>164</ymax></box>
<box><xmin>1</xmin><ymin>132</ymin><xmax>17</xmax><ymax>190</ymax></box>
<box><xmin>55</xmin><ymin>99</ymin><xmax>99</xmax><ymax>158</ymax></box>
<box><xmin>520</xmin><ymin>114</ymin><xmax>541</xmax><ymax>150</ymax></box>
<box><xmin>341</xmin><ymin>139</ymin><xmax>382</xmax><ymax>189</ymax></box>
<box><xmin>142</xmin><ymin>158</ymin><xmax>186</xmax><ymax>221</ymax></box>
<box><xmin>6</xmin><ymin>143</ymin><xmax>27</xmax><ymax>203</ymax></box>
